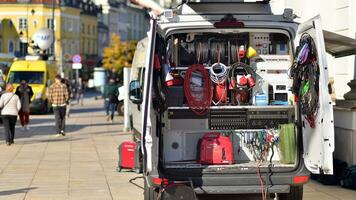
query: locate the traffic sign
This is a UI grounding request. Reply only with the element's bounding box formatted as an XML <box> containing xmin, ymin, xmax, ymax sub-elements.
<box><xmin>72</xmin><ymin>54</ymin><xmax>81</xmax><ymax>63</ymax></box>
<box><xmin>72</xmin><ymin>63</ymin><xmax>82</xmax><ymax>69</ymax></box>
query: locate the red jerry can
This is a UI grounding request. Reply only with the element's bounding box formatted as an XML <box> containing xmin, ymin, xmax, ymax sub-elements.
<box><xmin>199</xmin><ymin>132</ymin><xmax>234</xmax><ymax>165</ymax></box>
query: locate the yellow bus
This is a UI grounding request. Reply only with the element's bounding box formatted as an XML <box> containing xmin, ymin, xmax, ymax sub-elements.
<box><xmin>6</xmin><ymin>60</ymin><xmax>57</xmax><ymax>113</ymax></box>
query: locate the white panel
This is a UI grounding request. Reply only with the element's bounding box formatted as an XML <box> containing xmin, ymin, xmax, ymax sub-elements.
<box><xmin>335</xmin><ymin>0</ymin><xmax>349</xmax><ymax>8</ymax></box>
<box><xmin>334</xmin><ymin>7</ymin><xmax>350</xmax><ymax>31</ymax></box>
<box><xmin>334</xmin><ymin>75</ymin><xmax>352</xmax><ymax>99</ymax></box>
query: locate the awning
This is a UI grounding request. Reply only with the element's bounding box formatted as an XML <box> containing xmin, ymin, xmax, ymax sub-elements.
<box><xmin>323</xmin><ymin>30</ymin><xmax>356</xmax><ymax>58</ymax></box>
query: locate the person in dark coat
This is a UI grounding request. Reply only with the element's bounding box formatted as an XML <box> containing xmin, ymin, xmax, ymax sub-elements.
<box><xmin>103</xmin><ymin>78</ymin><xmax>119</xmax><ymax>122</ymax></box>
<box><xmin>15</xmin><ymin>80</ymin><xmax>34</xmax><ymax>131</ymax></box>
<box><xmin>76</xmin><ymin>76</ymin><xmax>85</xmax><ymax>106</ymax></box>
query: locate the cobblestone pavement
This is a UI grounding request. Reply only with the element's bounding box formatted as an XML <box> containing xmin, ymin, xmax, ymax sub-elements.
<box><xmin>0</xmin><ymin>95</ymin><xmax>355</xmax><ymax>200</ymax></box>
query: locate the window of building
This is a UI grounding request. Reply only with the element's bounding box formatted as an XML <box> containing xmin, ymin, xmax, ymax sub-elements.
<box><xmin>81</xmin><ymin>24</ymin><xmax>85</xmax><ymax>34</ymax></box>
<box><xmin>68</xmin><ymin>20</ymin><xmax>73</xmax><ymax>32</ymax></box>
<box><xmin>68</xmin><ymin>41</ymin><xmax>72</xmax><ymax>54</ymax></box>
<box><xmin>62</xmin><ymin>18</ymin><xmax>66</xmax><ymax>32</ymax></box>
<box><xmin>88</xmin><ymin>41</ymin><xmax>91</xmax><ymax>53</ymax></box>
<box><xmin>87</xmin><ymin>25</ymin><xmax>90</xmax><ymax>35</ymax></box>
<box><xmin>93</xmin><ymin>25</ymin><xmax>96</xmax><ymax>36</ymax></box>
<box><xmin>76</xmin><ymin>20</ymin><xmax>80</xmax><ymax>33</ymax></box>
<box><xmin>0</xmin><ymin>39</ymin><xmax>2</xmax><ymax>52</ymax></box>
<box><xmin>18</xmin><ymin>18</ymin><xmax>27</xmax><ymax>30</ymax></box>
<box><xmin>92</xmin><ymin>40</ymin><xmax>95</xmax><ymax>54</ymax></box>
<box><xmin>49</xmin><ymin>44</ymin><xmax>54</xmax><ymax>55</ymax></box>
<box><xmin>81</xmin><ymin>41</ymin><xmax>84</xmax><ymax>54</ymax></box>
<box><xmin>47</xmin><ymin>19</ymin><xmax>56</xmax><ymax>30</ymax></box>
<box><xmin>8</xmin><ymin>40</ymin><xmax>14</xmax><ymax>53</ymax></box>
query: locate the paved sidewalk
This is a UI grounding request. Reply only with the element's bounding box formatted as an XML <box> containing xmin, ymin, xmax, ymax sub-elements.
<box><xmin>0</xmin><ymin>97</ymin><xmax>143</xmax><ymax>200</ymax></box>
<box><xmin>0</xmin><ymin>96</ymin><xmax>355</xmax><ymax>200</ymax></box>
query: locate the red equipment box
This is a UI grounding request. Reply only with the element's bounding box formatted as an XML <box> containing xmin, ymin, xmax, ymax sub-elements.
<box><xmin>117</xmin><ymin>141</ymin><xmax>142</xmax><ymax>173</ymax></box>
<box><xmin>199</xmin><ymin>132</ymin><xmax>234</xmax><ymax>165</ymax></box>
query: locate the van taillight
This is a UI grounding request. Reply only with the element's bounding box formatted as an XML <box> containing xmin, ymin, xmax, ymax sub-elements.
<box><xmin>151</xmin><ymin>177</ymin><xmax>169</xmax><ymax>186</ymax></box>
<box><xmin>293</xmin><ymin>175</ymin><xmax>309</xmax><ymax>184</ymax></box>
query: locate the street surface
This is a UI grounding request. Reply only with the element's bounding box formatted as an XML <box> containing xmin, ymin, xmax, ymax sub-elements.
<box><xmin>0</xmin><ymin>94</ymin><xmax>355</xmax><ymax>200</ymax></box>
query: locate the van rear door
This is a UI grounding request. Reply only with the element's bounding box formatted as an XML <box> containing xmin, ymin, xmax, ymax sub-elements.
<box><xmin>296</xmin><ymin>15</ymin><xmax>334</xmax><ymax>175</ymax></box>
<box><xmin>141</xmin><ymin>18</ymin><xmax>157</xmax><ymax>174</ymax></box>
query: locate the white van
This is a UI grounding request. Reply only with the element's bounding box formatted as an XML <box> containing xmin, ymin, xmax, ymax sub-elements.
<box><xmin>128</xmin><ymin>1</ymin><xmax>356</xmax><ymax>199</ymax></box>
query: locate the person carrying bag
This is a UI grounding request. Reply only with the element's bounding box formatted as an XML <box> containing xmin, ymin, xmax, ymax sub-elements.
<box><xmin>0</xmin><ymin>84</ymin><xmax>21</xmax><ymax>146</ymax></box>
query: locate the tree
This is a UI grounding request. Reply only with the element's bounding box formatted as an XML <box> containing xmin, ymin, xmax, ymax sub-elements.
<box><xmin>102</xmin><ymin>34</ymin><xmax>137</xmax><ymax>70</ymax></box>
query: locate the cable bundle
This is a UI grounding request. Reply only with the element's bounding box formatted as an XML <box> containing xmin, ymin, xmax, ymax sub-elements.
<box><xmin>184</xmin><ymin>64</ymin><xmax>213</xmax><ymax>115</ymax></box>
<box><xmin>228</xmin><ymin>62</ymin><xmax>255</xmax><ymax>85</ymax></box>
<box><xmin>210</xmin><ymin>62</ymin><xmax>228</xmax><ymax>84</ymax></box>
<box><xmin>290</xmin><ymin>33</ymin><xmax>320</xmax><ymax>128</ymax></box>
<box><xmin>210</xmin><ymin>63</ymin><xmax>228</xmax><ymax>105</ymax></box>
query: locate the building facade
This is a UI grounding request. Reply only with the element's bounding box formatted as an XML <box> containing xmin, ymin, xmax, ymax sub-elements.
<box><xmin>80</xmin><ymin>1</ymin><xmax>100</xmax><ymax>79</ymax></box>
<box><xmin>270</xmin><ymin>0</ymin><xmax>356</xmax><ymax>99</ymax></box>
<box><xmin>0</xmin><ymin>0</ymin><xmax>100</xmax><ymax>79</ymax></box>
<box><xmin>0</xmin><ymin>18</ymin><xmax>19</xmax><ymax>69</ymax></box>
<box><xmin>94</xmin><ymin>0</ymin><xmax>122</xmax><ymax>36</ymax></box>
<box><xmin>126</xmin><ymin>3</ymin><xmax>148</xmax><ymax>41</ymax></box>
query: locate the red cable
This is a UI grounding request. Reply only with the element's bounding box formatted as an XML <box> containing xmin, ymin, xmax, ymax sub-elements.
<box><xmin>184</xmin><ymin>64</ymin><xmax>213</xmax><ymax>115</ymax></box>
<box><xmin>257</xmin><ymin>160</ymin><xmax>266</xmax><ymax>200</ymax></box>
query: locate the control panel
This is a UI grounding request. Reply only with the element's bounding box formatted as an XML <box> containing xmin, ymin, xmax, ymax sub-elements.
<box><xmin>250</xmin><ymin>33</ymin><xmax>271</xmax><ymax>56</ymax></box>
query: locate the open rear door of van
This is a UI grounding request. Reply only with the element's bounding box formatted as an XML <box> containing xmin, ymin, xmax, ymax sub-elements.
<box><xmin>296</xmin><ymin>15</ymin><xmax>334</xmax><ymax>175</ymax></box>
<box><xmin>141</xmin><ymin>18</ymin><xmax>157</xmax><ymax>174</ymax></box>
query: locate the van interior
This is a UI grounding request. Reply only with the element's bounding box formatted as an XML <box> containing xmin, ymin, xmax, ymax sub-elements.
<box><xmin>153</xmin><ymin>29</ymin><xmax>300</xmax><ymax>173</ymax></box>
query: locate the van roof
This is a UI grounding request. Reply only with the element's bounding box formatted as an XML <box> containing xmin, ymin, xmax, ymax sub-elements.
<box><xmin>176</xmin><ymin>2</ymin><xmax>273</xmax><ymax>15</ymax></box>
<box><xmin>158</xmin><ymin>2</ymin><xmax>295</xmax><ymax>36</ymax></box>
<box><xmin>10</xmin><ymin>60</ymin><xmax>47</xmax><ymax>72</ymax></box>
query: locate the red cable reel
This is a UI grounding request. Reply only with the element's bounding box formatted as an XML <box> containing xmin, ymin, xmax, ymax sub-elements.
<box><xmin>184</xmin><ymin>64</ymin><xmax>213</xmax><ymax>115</ymax></box>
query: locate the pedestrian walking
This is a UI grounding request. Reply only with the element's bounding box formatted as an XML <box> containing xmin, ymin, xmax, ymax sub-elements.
<box><xmin>15</xmin><ymin>80</ymin><xmax>34</xmax><ymax>131</ymax></box>
<box><xmin>103</xmin><ymin>78</ymin><xmax>119</xmax><ymax>122</ymax></box>
<box><xmin>76</xmin><ymin>76</ymin><xmax>85</xmax><ymax>106</ymax></box>
<box><xmin>48</xmin><ymin>75</ymin><xmax>69</xmax><ymax>136</ymax></box>
<box><xmin>61</xmin><ymin>78</ymin><xmax>72</xmax><ymax>118</ymax></box>
<box><xmin>0</xmin><ymin>84</ymin><xmax>21</xmax><ymax>146</ymax></box>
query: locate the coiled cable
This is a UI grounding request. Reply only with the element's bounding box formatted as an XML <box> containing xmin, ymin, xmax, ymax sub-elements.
<box><xmin>210</xmin><ymin>62</ymin><xmax>228</xmax><ymax>84</ymax></box>
<box><xmin>184</xmin><ymin>64</ymin><xmax>213</xmax><ymax>115</ymax></box>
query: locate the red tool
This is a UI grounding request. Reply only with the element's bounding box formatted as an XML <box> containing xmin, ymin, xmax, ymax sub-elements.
<box><xmin>199</xmin><ymin>132</ymin><xmax>234</xmax><ymax>165</ymax></box>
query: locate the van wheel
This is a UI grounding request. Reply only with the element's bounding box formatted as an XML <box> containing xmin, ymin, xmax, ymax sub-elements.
<box><xmin>117</xmin><ymin>101</ymin><xmax>124</xmax><ymax>116</ymax></box>
<box><xmin>144</xmin><ymin>180</ymin><xmax>158</xmax><ymax>200</ymax></box>
<box><xmin>279</xmin><ymin>186</ymin><xmax>303</xmax><ymax>200</ymax></box>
